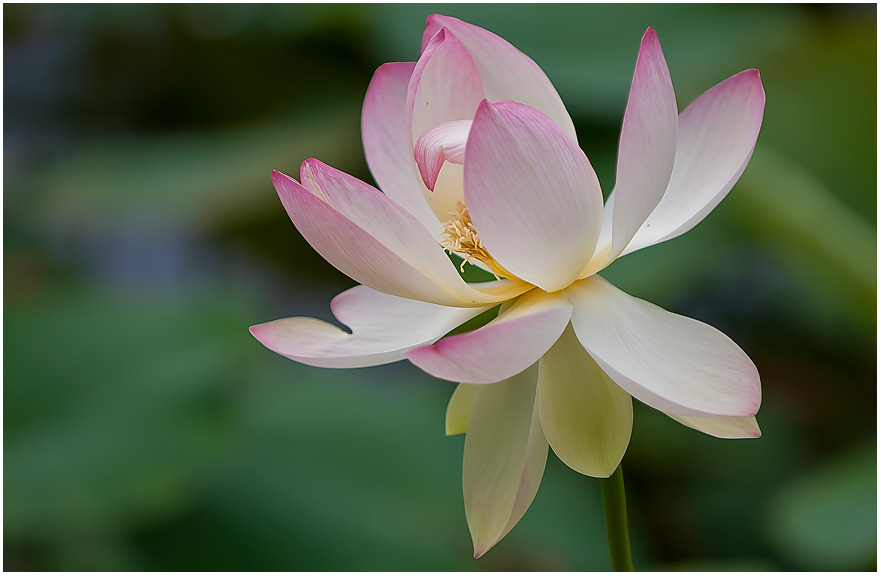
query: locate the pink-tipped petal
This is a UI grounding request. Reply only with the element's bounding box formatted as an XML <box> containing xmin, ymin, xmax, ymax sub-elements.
<box><xmin>667</xmin><ymin>413</ymin><xmax>762</xmax><ymax>439</ymax></box>
<box><xmin>414</xmin><ymin>120</ymin><xmax>470</xmax><ymax>190</ymax></box>
<box><xmin>408</xmin><ymin>28</ymin><xmax>485</xmax><ymax>145</ymax></box>
<box><xmin>407</xmin><ymin>28</ymin><xmax>485</xmax><ymax>220</ymax></box>
<box><xmin>465</xmin><ymin>100</ymin><xmax>604</xmax><ymax>292</ymax></box>
<box><xmin>273</xmin><ymin>168</ymin><xmax>505</xmax><ymax>306</ymax></box>
<box><xmin>423</xmin><ymin>14</ymin><xmax>576</xmax><ymax>142</ymax></box>
<box><xmin>567</xmin><ymin>276</ymin><xmax>761</xmax><ymax>418</ymax></box>
<box><xmin>595</xmin><ymin>28</ymin><xmax>678</xmax><ymax>267</ymax></box>
<box><xmin>463</xmin><ymin>364</ymin><xmax>548</xmax><ymax>558</ymax></box>
<box><xmin>622</xmin><ymin>69</ymin><xmax>766</xmax><ymax>255</ymax></box>
<box><xmin>538</xmin><ymin>325</ymin><xmax>633</xmax><ymax>478</ymax></box>
<box><xmin>362</xmin><ymin>62</ymin><xmax>441</xmax><ymax>233</ymax></box>
<box><xmin>406</xmin><ymin>290</ymin><xmax>573</xmax><ymax>384</ymax></box>
<box><xmin>250</xmin><ymin>286</ymin><xmax>486</xmax><ymax>368</ymax></box>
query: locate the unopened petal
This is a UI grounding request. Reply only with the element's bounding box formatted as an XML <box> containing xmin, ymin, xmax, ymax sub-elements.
<box><xmin>463</xmin><ymin>364</ymin><xmax>548</xmax><ymax>558</ymax></box>
<box><xmin>622</xmin><ymin>69</ymin><xmax>766</xmax><ymax>255</ymax></box>
<box><xmin>539</xmin><ymin>325</ymin><xmax>633</xmax><ymax>478</ymax></box>
<box><xmin>250</xmin><ymin>286</ymin><xmax>485</xmax><ymax>368</ymax></box>
<box><xmin>667</xmin><ymin>413</ymin><xmax>762</xmax><ymax>439</ymax></box>
<box><xmin>423</xmin><ymin>14</ymin><xmax>576</xmax><ymax>142</ymax></box>
<box><xmin>362</xmin><ymin>62</ymin><xmax>440</xmax><ymax>233</ymax></box>
<box><xmin>590</xmin><ymin>28</ymin><xmax>678</xmax><ymax>271</ymax></box>
<box><xmin>567</xmin><ymin>276</ymin><xmax>761</xmax><ymax>417</ymax></box>
<box><xmin>445</xmin><ymin>383</ymin><xmax>480</xmax><ymax>436</ymax></box>
<box><xmin>465</xmin><ymin>100</ymin><xmax>604</xmax><ymax>292</ymax></box>
<box><xmin>406</xmin><ymin>290</ymin><xmax>573</xmax><ymax>384</ymax></box>
<box><xmin>414</xmin><ymin>120</ymin><xmax>470</xmax><ymax>191</ymax></box>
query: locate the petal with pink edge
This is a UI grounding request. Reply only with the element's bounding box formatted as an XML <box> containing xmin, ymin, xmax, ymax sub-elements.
<box><xmin>406</xmin><ymin>290</ymin><xmax>573</xmax><ymax>384</ymax></box>
<box><xmin>250</xmin><ymin>286</ymin><xmax>485</xmax><ymax>368</ymax></box>
<box><xmin>362</xmin><ymin>62</ymin><xmax>440</xmax><ymax>233</ymax></box>
<box><xmin>465</xmin><ymin>100</ymin><xmax>603</xmax><ymax>292</ymax></box>
<box><xmin>463</xmin><ymin>364</ymin><xmax>547</xmax><ymax>558</ymax></box>
<box><xmin>445</xmin><ymin>382</ymin><xmax>480</xmax><ymax>436</ymax></box>
<box><xmin>594</xmin><ymin>28</ymin><xmax>678</xmax><ymax>269</ymax></box>
<box><xmin>622</xmin><ymin>69</ymin><xmax>766</xmax><ymax>255</ymax></box>
<box><xmin>290</xmin><ymin>162</ymin><xmax>524</xmax><ymax>306</ymax></box>
<box><xmin>667</xmin><ymin>413</ymin><xmax>762</xmax><ymax>439</ymax></box>
<box><xmin>414</xmin><ymin>119</ymin><xmax>470</xmax><ymax>191</ymax></box>
<box><xmin>567</xmin><ymin>276</ymin><xmax>761</xmax><ymax>418</ymax></box>
<box><xmin>423</xmin><ymin>14</ymin><xmax>576</xmax><ymax>142</ymax></box>
<box><xmin>539</xmin><ymin>325</ymin><xmax>633</xmax><ymax>478</ymax></box>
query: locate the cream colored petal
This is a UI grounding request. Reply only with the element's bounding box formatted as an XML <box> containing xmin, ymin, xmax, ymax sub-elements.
<box><xmin>445</xmin><ymin>383</ymin><xmax>480</xmax><ymax>436</ymax></box>
<box><xmin>463</xmin><ymin>364</ymin><xmax>548</xmax><ymax>558</ymax></box>
<box><xmin>539</xmin><ymin>325</ymin><xmax>633</xmax><ymax>478</ymax></box>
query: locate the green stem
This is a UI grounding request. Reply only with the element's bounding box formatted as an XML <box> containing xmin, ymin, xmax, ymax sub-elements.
<box><xmin>601</xmin><ymin>464</ymin><xmax>634</xmax><ymax>571</ymax></box>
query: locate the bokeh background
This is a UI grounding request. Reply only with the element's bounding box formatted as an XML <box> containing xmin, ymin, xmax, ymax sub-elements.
<box><xmin>4</xmin><ymin>4</ymin><xmax>876</xmax><ymax>571</ymax></box>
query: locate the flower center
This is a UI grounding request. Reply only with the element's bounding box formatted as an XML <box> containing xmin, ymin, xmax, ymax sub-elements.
<box><xmin>440</xmin><ymin>201</ymin><xmax>510</xmax><ymax>279</ymax></box>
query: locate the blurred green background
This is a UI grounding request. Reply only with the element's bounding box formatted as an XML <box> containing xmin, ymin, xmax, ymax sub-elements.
<box><xmin>4</xmin><ymin>4</ymin><xmax>876</xmax><ymax>571</ymax></box>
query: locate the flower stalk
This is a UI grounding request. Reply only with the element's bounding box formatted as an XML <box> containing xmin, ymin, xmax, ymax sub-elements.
<box><xmin>601</xmin><ymin>465</ymin><xmax>634</xmax><ymax>571</ymax></box>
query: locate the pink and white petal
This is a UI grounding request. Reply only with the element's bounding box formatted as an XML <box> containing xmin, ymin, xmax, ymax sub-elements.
<box><xmin>250</xmin><ymin>286</ymin><xmax>485</xmax><ymax>368</ymax></box>
<box><xmin>567</xmin><ymin>276</ymin><xmax>761</xmax><ymax>418</ymax></box>
<box><xmin>414</xmin><ymin>119</ymin><xmax>470</xmax><ymax>191</ymax></box>
<box><xmin>292</xmin><ymin>163</ymin><xmax>512</xmax><ymax>306</ymax></box>
<box><xmin>538</xmin><ymin>325</ymin><xmax>633</xmax><ymax>478</ymax></box>
<box><xmin>406</xmin><ymin>290</ymin><xmax>573</xmax><ymax>384</ymax></box>
<box><xmin>667</xmin><ymin>413</ymin><xmax>761</xmax><ymax>439</ymax></box>
<box><xmin>423</xmin><ymin>14</ymin><xmax>576</xmax><ymax>142</ymax></box>
<box><xmin>408</xmin><ymin>28</ymin><xmax>485</xmax><ymax>145</ymax></box>
<box><xmin>622</xmin><ymin>70</ymin><xmax>766</xmax><ymax>255</ymax></box>
<box><xmin>361</xmin><ymin>62</ymin><xmax>440</xmax><ymax>233</ymax></box>
<box><xmin>600</xmin><ymin>28</ymin><xmax>678</xmax><ymax>264</ymax></box>
<box><xmin>463</xmin><ymin>364</ymin><xmax>548</xmax><ymax>558</ymax></box>
<box><xmin>465</xmin><ymin>100</ymin><xmax>604</xmax><ymax>292</ymax></box>
<box><xmin>445</xmin><ymin>382</ymin><xmax>480</xmax><ymax>436</ymax></box>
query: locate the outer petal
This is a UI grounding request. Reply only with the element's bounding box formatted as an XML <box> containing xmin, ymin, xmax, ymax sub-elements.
<box><xmin>414</xmin><ymin>120</ymin><xmax>470</xmax><ymax>191</ymax></box>
<box><xmin>423</xmin><ymin>14</ymin><xmax>577</xmax><ymax>142</ymax></box>
<box><xmin>362</xmin><ymin>62</ymin><xmax>440</xmax><ymax>233</ymax></box>
<box><xmin>406</xmin><ymin>290</ymin><xmax>573</xmax><ymax>384</ymax></box>
<box><xmin>465</xmin><ymin>100</ymin><xmax>604</xmax><ymax>292</ymax></box>
<box><xmin>250</xmin><ymin>286</ymin><xmax>485</xmax><ymax>368</ymax></box>
<box><xmin>445</xmin><ymin>382</ymin><xmax>480</xmax><ymax>436</ymax></box>
<box><xmin>592</xmin><ymin>28</ymin><xmax>678</xmax><ymax>270</ymax></box>
<box><xmin>667</xmin><ymin>413</ymin><xmax>762</xmax><ymax>439</ymax></box>
<box><xmin>622</xmin><ymin>69</ymin><xmax>766</xmax><ymax>255</ymax></box>
<box><xmin>567</xmin><ymin>276</ymin><xmax>761</xmax><ymax>418</ymax></box>
<box><xmin>538</xmin><ymin>325</ymin><xmax>633</xmax><ymax>478</ymax></box>
<box><xmin>463</xmin><ymin>364</ymin><xmax>548</xmax><ymax>558</ymax></box>
<box><xmin>288</xmin><ymin>163</ymin><xmax>525</xmax><ymax>306</ymax></box>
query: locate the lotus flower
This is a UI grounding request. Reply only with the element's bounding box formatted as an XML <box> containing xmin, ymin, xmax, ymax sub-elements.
<box><xmin>251</xmin><ymin>15</ymin><xmax>764</xmax><ymax>558</ymax></box>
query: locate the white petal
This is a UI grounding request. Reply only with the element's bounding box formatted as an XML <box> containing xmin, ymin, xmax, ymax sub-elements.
<box><xmin>406</xmin><ymin>290</ymin><xmax>573</xmax><ymax>384</ymax></box>
<box><xmin>567</xmin><ymin>276</ymin><xmax>761</xmax><ymax>417</ymax></box>
<box><xmin>250</xmin><ymin>286</ymin><xmax>485</xmax><ymax>368</ymax></box>
<box><xmin>667</xmin><ymin>413</ymin><xmax>762</xmax><ymax>439</ymax></box>
<box><xmin>463</xmin><ymin>364</ymin><xmax>548</xmax><ymax>558</ymax></box>
<box><xmin>362</xmin><ymin>62</ymin><xmax>440</xmax><ymax>233</ymax></box>
<box><xmin>465</xmin><ymin>100</ymin><xmax>604</xmax><ymax>292</ymax></box>
<box><xmin>424</xmin><ymin>14</ymin><xmax>577</xmax><ymax>142</ymax></box>
<box><xmin>594</xmin><ymin>28</ymin><xmax>678</xmax><ymax>269</ymax></box>
<box><xmin>539</xmin><ymin>325</ymin><xmax>633</xmax><ymax>478</ymax></box>
<box><xmin>445</xmin><ymin>383</ymin><xmax>480</xmax><ymax>436</ymax></box>
<box><xmin>292</xmin><ymin>162</ymin><xmax>525</xmax><ymax>306</ymax></box>
<box><xmin>622</xmin><ymin>70</ymin><xmax>766</xmax><ymax>255</ymax></box>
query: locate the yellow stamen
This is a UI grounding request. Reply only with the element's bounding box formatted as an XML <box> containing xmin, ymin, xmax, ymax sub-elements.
<box><xmin>440</xmin><ymin>201</ymin><xmax>510</xmax><ymax>279</ymax></box>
